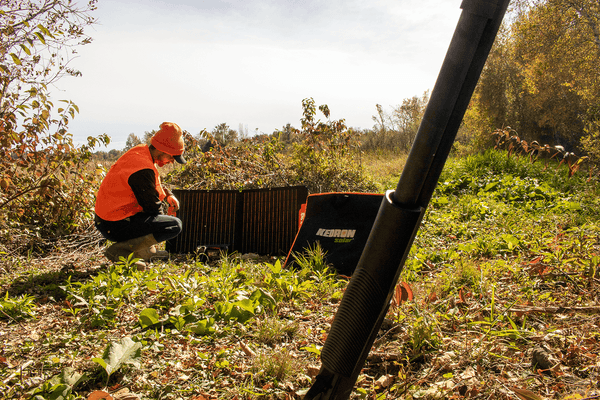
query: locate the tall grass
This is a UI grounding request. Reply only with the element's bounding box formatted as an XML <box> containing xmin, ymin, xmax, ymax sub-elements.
<box><xmin>361</xmin><ymin>150</ymin><xmax>408</xmax><ymax>192</ymax></box>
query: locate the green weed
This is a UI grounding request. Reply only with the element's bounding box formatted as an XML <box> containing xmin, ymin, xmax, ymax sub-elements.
<box><xmin>61</xmin><ymin>256</ymin><xmax>146</xmax><ymax>328</ymax></box>
<box><xmin>0</xmin><ymin>292</ymin><xmax>36</xmax><ymax>321</ymax></box>
<box><xmin>250</xmin><ymin>347</ymin><xmax>302</xmax><ymax>383</ymax></box>
<box><xmin>253</xmin><ymin>316</ymin><xmax>299</xmax><ymax>346</ymax></box>
<box><xmin>400</xmin><ymin>305</ymin><xmax>442</xmax><ymax>362</ymax></box>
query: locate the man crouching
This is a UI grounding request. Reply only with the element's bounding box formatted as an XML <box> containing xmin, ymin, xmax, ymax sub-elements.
<box><xmin>94</xmin><ymin>122</ymin><xmax>185</xmax><ymax>269</ymax></box>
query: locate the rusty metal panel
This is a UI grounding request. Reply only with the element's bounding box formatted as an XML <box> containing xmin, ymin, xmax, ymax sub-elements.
<box><xmin>166</xmin><ymin>186</ymin><xmax>308</xmax><ymax>255</ymax></box>
<box><xmin>166</xmin><ymin>189</ymin><xmax>238</xmax><ymax>254</ymax></box>
<box><xmin>240</xmin><ymin>187</ymin><xmax>306</xmax><ymax>255</ymax></box>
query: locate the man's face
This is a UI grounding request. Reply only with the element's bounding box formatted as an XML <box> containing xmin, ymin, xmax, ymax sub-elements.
<box><xmin>155</xmin><ymin>152</ymin><xmax>174</xmax><ymax>167</ymax></box>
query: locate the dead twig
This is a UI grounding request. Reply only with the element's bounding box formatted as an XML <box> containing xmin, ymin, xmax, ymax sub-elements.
<box><xmin>3</xmin><ymin>359</ymin><xmax>34</xmax><ymax>385</ymax></box>
<box><xmin>508</xmin><ymin>306</ymin><xmax>600</xmax><ymax>314</ymax></box>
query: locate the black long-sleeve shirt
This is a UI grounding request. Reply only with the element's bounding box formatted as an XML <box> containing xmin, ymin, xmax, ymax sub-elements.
<box><xmin>128</xmin><ymin>168</ymin><xmax>165</xmax><ymax>215</ymax></box>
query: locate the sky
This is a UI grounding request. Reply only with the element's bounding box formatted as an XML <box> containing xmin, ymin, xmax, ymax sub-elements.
<box><xmin>59</xmin><ymin>0</ymin><xmax>463</xmax><ymax>150</ymax></box>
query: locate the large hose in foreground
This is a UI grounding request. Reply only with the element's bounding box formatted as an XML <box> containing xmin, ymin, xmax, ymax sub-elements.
<box><xmin>304</xmin><ymin>1</ymin><xmax>511</xmax><ymax>398</ymax></box>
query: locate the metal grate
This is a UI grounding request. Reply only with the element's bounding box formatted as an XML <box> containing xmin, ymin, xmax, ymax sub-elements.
<box><xmin>166</xmin><ymin>186</ymin><xmax>308</xmax><ymax>255</ymax></box>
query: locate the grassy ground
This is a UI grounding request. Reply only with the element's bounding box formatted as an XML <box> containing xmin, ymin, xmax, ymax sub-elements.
<box><xmin>1</xmin><ymin>149</ymin><xmax>599</xmax><ymax>400</ymax></box>
<box><xmin>361</xmin><ymin>150</ymin><xmax>408</xmax><ymax>192</ymax></box>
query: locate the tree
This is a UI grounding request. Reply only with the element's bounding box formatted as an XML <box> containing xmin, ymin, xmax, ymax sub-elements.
<box><xmin>143</xmin><ymin>130</ymin><xmax>154</xmax><ymax>144</ymax></box>
<box><xmin>212</xmin><ymin>123</ymin><xmax>238</xmax><ymax>145</ymax></box>
<box><xmin>512</xmin><ymin>1</ymin><xmax>586</xmax><ymax>146</ymax></box>
<box><xmin>238</xmin><ymin>123</ymin><xmax>249</xmax><ymax>140</ymax></box>
<box><xmin>463</xmin><ymin>23</ymin><xmax>521</xmax><ymax>149</ymax></box>
<box><xmin>390</xmin><ymin>91</ymin><xmax>429</xmax><ymax>151</ymax></box>
<box><xmin>168</xmin><ymin>99</ymin><xmax>375</xmax><ymax>194</ymax></box>
<box><xmin>287</xmin><ymin>98</ymin><xmax>373</xmax><ymax>193</ymax></box>
<box><xmin>467</xmin><ymin>0</ymin><xmax>600</xmax><ymax>156</ymax></box>
<box><xmin>371</xmin><ymin>104</ymin><xmax>389</xmax><ymax>135</ymax></box>
<box><xmin>124</xmin><ymin>133</ymin><xmax>142</xmax><ymax>150</ymax></box>
<box><xmin>362</xmin><ymin>92</ymin><xmax>429</xmax><ymax>153</ymax></box>
<box><xmin>299</xmin><ymin>97</ymin><xmax>349</xmax><ymax>144</ymax></box>
<box><xmin>1</xmin><ymin>0</ymin><xmax>97</xmax><ymax>117</ymax></box>
<box><xmin>108</xmin><ymin>149</ymin><xmax>123</xmax><ymax>160</ymax></box>
<box><xmin>0</xmin><ymin>0</ymin><xmax>108</xmax><ymax>245</ymax></box>
<box><xmin>276</xmin><ymin>123</ymin><xmax>295</xmax><ymax>144</ymax></box>
<box><xmin>552</xmin><ymin>0</ymin><xmax>600</xmax><ymax>161</ymax></box>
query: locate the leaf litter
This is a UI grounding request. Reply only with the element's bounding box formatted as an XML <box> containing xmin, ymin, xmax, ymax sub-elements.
<box><xmin>0</xmin><ymin>225</ymin><xmax>598</xmax><ymax>400</ymax></box>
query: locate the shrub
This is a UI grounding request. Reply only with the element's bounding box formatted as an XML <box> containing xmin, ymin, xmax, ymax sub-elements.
<box><xmin>167</xmin><ymin>98</ymin><xmax>378</xmax><ymax>194</ymax></box>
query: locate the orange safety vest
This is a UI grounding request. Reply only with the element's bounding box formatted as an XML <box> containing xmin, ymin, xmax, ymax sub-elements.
<box><xmin>95</xmin><ymin>144</ymin><xmax>166</xmax><ymax>221</ymax></box>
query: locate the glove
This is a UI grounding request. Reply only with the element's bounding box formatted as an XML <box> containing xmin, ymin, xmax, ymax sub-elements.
<box><xmin>166</xmin><ymin>195</ymin><xmax>180</xmax><ymax>216</ymax></box>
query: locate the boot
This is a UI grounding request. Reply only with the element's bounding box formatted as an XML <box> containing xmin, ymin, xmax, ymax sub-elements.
<box><xmin>135</xmin><ymin>244</ymin><xmax>169</xmax><ymax>262</ymax></box>
<box><xmin>104</xmin><ymin>242</ymin><xmax>147</xmax><ymax>270</ymax></box>
<box><xmin>104</xmin><ymin>234</ymin><xmax>160</xmax><ymax>270</ymax></box>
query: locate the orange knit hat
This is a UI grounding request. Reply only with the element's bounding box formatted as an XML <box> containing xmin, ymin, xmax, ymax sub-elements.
<box><xmin>151</xmin><ymin>122</ymin><xmax>186</xmax><ymax>164</ymax></box>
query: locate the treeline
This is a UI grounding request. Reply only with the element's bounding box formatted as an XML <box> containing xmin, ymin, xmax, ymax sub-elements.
<box><xmin>93</xmin><ymin>89</ymin><xmax>431</xmax><ymax>162</ymax></box>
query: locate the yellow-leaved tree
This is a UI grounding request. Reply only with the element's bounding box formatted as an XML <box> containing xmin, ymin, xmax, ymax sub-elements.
<box><xmin>465</xmin><ymin>0</ymin><xmax>600</xmax><ymax>160</ymax></box>
<box><xmin>0</xmin><ymin>0</ymin><xmax>109</xmax><ymax>251</ymax></box>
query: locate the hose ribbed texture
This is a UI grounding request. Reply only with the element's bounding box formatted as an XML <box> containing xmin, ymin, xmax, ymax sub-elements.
<box><xmin>321</xmin><ymin>267</ymin><xmax>385</xmax><ymax>377</ymax></box>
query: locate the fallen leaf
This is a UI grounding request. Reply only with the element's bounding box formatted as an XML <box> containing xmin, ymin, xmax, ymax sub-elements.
<box><xmin>560</xmin><ymin>394</ymin><xmax>584</xmax><ymax>400</ymax></box>
<box><xmin>113</xmin><ymin>389</ymin><xmax>140</xmax><ymax>400</ymax></box>
<box><xmin>427</xmin><ymin>292</ymin><xmax>438</xmax><ymax>303</ymax></box>
<box><xmin>460</xmin><ymin>366</ymin><xmax>477</xmax><ymax>380</ymax></box>
<box><xmin>532</xmin><ymin>345</ymin><xmax>556</xmax><ymax>371</ymax></box>
<box><xmin>87</xmin><ymin>390</ymin><xmax>114</xmax><ymax>400</ymax></box>
<box><xmin>511</xmin><ymin>387</ymin><xmax>546</xmax><ymax>400</ymax></box>
<box><xmin>375</xmin><ymin>374</ymin><xmax>394</xmax><ymax>388</ymax></box>
<box><xmin>307</xmin><ymin>365</ymin><xmax>320</xmax><ymax>378</ymax></box>
<box><xmin>466</xmin><ymin>386</ymin><xmax>480</xmax><ymax>397</ymax></box>
<box><xmin>239</xmin><ymin>341</ymin><xmax>255</xmax><ymax>357</ymax></box>
<box><xmin>400</xmin><ymin>282</ymin><xmax>414</xmax><ymax>301</ymax></box>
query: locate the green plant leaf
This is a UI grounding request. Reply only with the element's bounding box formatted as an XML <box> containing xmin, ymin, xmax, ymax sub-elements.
<box><xmin>34</xmin><ymin>31</ymin><xmax>46</xmax><ymax>44</ymax></box>
<box><xmin>483</xmin><ymin>181</ymin><xmax>499</xmax><ymax>192</ymax></box>
<box><xmin>91</xmin><ymin>357</ymin><xmax>107</xmax><ymax>370</ymax></box>
<box><xmin>269</xmin><ymin>260</ymin><xmax>282</xmax><ymax>274</ymax></box>
<box><xmin>138</xmin><ymin>308</ymin><xmax>160</xmax><ymax>328</ymax></box>
<box><xmin>19</xmin><ymin>43</ymin><xmax>31</xmax><ymax>55</ymax></box>
<box><xmin>300</xmin><ymin>343</ymin><xmax>322</xmax><ymax>358</ymax></box>
<box><xmin>230</xmin><ymin>299</ymin><xmax>257</xmax><ymax>323</ymax></box>
<box><xmin>168</xmin><ymin>315</ymin><xmax>186</xmax><ymax>330</ymax></box>
<box><xmin>232</xmin><ymin>299</ymin><xmax>256</xmax><ymax>314</ymax></box>
<box><xmin>32</xmin><ymin>383</ymin><xmax>71</xmax><ymax>400</ymax></box>
<box><xmin>188</xmin><ymin>318</ymin><xmax>216</xmax><ymax>336</ymax></box>
<box><xmin>501</xmin><ymin>234</ymin><xmax>520</xmax><ymax>250</ymax></box>
<box><xmin>9</xmin><ymin>53</ymin><xmax>22</xmax><ymax>65</ymax></box>
<box><xmin>93</xmin><ymin>337</ymin><xmax>142</xmax><ymax>377</ymax></box>
<box><xmin>250</xmin><ymin>289</ymin><xmax>277</xmax><ymax>311</ymax></box>
<box><xmin>53</xmin><ymin>367</ymin><xmax>85</xmax><ymax>387</ymax></box>
<box><xmin>32</xmin><ymin>367</ymin><xmax>89</xmax><ymax>400</ymax></box>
